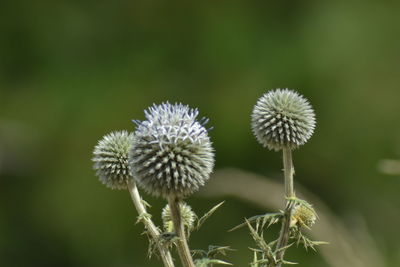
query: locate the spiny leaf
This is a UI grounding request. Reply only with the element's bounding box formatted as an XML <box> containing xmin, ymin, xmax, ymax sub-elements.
<box><xmin>141</xmin><ymin>198</ymin><xmax>152</xmax><ymax>208</ymax></box>
<box><xmin>192</xmin><ymin>249</ymin><xmax>208</xmax><ymax>257</ymax></box>
<box><xmin>246</xmin><ymin>220</ymin><xmax>276</xmax><ymax>265</ymax></box>
<box><xmin>229</xmin><ymin>212</ymin><xmax>282</xmax><ymax>232</ymax></box>
<box><xmin>268</xmin><ymin>239</ymin><xmax>278</xmax><ymax>248</ymax></box>
<box><xmin>246</xmin><ymin>220</ymin><xmax>269</xmax><ymax>250</ymax></box>
<box><xmin>194</xmin><ymin>201</ymin><xmax>225</xmax><ymax>231</ymax></box>
<box><xmin>312</xmin><ymin>241</ymin><xmax>329</xmax><ymax>246</ymax></box>
<box><xmin>208</xmin><ymin>259</ymin><xmax>232</xmax><ymax>265</ymax></box>
<box><xmin>195</xmin><ymin>258</ymin><xmax>232</xmax><ymax>266</ymax></box>
<box><xmin>251</xmin><ymin>250</ymin><xmax>258</xmax><ymax>267</ymax></box>
<box><xmin>281</xmin><ymin>259</ymin><xmax>298</xmax><ymax>265</ymax></box>
<box><xmin>207</xmin><ymin>245</ymin><xmax>234</xmax><ymax>257</ymax></box>
<box><xmin>291</xmin><ymin>229</ymin><xmax>328</xmax><ymax>251</ymax></box>
<box><xmin>136</xmin><ymin>212</ymin><xmax>152</xmax><ymax>224</ymax></box>
<box><xmin>275</xmin><ymin>242</ymin><xmax>294</xmax><ymax>253</ymax></box>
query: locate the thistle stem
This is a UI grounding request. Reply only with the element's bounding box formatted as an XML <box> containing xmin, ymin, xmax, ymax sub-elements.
<box><xmin>275</xmin><ymin>147</ymin><xmax>295</xmax><ymax>266</ymax></box>
<box><xmin>168</xmin><ymin>196</ymin><xmax>196</xmax><ymax>267</ymax></box>
<box><xmin>127</xmin><ymin>180</ymin><xmax>175</xmax><ymax>267</ymax></box>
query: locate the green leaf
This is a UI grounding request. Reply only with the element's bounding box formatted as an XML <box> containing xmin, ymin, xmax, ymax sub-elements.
<box><xmin>195</xmin><ymin>258</ymin><xmax>232</xmax><ymax>266</ymax></box>
<box><xmin>136</xmin><ymin>212</ymin><xmax>152</xmax><ymax>224</ymax></box>
<box><xmin>194</xmin><ymin>201</ymin><xmax>225</xmax><ymax>231</ymax></box>
<box><xmin>207</xmin><ymin>245</ymin><xmax>234</xmax><ymax>258</ymax></box>
<box><xmin>229</xmin><ymin>212</ymin><xmax>282</xmax><ymax>232</ymax></box>
<box><xmin>281</xmin><ymin>259</ymin><xmax>298</xmax><ymax>265</ymax></box>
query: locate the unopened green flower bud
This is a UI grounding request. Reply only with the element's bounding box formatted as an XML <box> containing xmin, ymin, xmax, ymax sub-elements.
<box><xmin>251</xmin><ymin>89</ymin><xmax>316</xmax><ymax>151</ymax></box>
<box><xmin>92</xmin><ymin>131</ymin><xmax>134</xmax><ymax>190</ymax></box>
<box><xmin>162</xmin><ymin>202</ymin><xmax>196</xmax><ymax>232</ymax></box>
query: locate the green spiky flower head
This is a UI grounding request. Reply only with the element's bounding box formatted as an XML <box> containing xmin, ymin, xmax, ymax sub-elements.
<box><xmin>251</xmin><ymin>89</ymin><xmax>316</xmax><ymax>151</ymax></box>
<box><xmin>129</xmin><ymin>102</ymin><xmax>215</xmax><ymax>199</ymax></box>
<box><xmin>92</xmin><ymin>131</ymin><xmax>134</xmax><ymax>190</ymax></box>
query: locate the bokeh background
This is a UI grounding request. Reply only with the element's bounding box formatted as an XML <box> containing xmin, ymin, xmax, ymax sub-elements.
<box><xmin>1</xmin><ymin>1</ymin><xmax>400</xmax><ymax>266</ymax></box>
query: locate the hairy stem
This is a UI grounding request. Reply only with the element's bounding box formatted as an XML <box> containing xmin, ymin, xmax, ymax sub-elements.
<box><xmin>127</xmin><ymin>180</ymin><xmax>175</xmax><ymax>267</ymax></box>
<box><xmin>275</xmin><ymin>147</ymin><xmax>295</xmax><ymax>266</ymax></box>
<box><xmin>168</xmin><ymin>196</ymin><xmax>196</xmax><ymax>267</ymax></box>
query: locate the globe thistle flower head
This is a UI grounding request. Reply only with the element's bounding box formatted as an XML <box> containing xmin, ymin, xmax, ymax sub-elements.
<box><xmin>162</xmin><ymin>202</ymin><xmax>197</xmax><ymax>233</ymax></box>
<box><xmin>251</xmin><ymin>89</ymin><xmax>316</xmax><ymax>151</ymax></box>
<box><xmin>92</xmin><ymin>131</ymin><xmax>134</xmax><ymax>190</ymax></box>
<box><xmin>129</xmin><ymin>102</ymin><xmax>214</xmax><ymax>199</ymax></box>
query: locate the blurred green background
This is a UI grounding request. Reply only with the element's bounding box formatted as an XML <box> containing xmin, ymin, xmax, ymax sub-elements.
<box><xmin>1</xmin><ymin>0</ymin><xmax>400</xmax><ymax>266</ymax></box>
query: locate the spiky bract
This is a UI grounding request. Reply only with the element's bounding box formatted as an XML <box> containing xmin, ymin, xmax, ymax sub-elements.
<box><xmin>251</xmin><ymin>89</ymin><xmax>316</xmax><ymax>151</ymax></box>
<box><xmin>129</xmin><ymin>103</ymin><xmax>214</xmax><ymax>198</ymax></box>
<box><xmin>162</xmin><ymin>202</ymin><xmax>196</xmax><ymax>232</ymax></box>
<box><xmin>92</xmin><ymin>131</ymin><xmax>134</xmax><ymax>190</ymax></box>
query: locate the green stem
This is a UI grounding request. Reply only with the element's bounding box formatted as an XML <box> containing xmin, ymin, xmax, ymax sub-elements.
<box><xmin>127</xmin><ymin>180</ymin><xmax>175</xmax><ymax>267</ymax></box>
<box><xmin>275</xmin><ymin>147</ymin><xmax>295</xmax><ymax>266</ymax></box>
<box><xmin>168</xmin><ymin>196</ymin><xmax>196</xmax><ymax>267</ymax></box>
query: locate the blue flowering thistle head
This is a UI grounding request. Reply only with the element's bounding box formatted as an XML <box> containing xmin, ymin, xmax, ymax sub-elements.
<box><xmin>92</xmin><ymin>131</ymin><xmax>134</xmax><ymax>190</ymax></box>
<box><xmin>129</xmin><ymin>102</ymin><xmax>214</xmax><ymax>199</ymax></box>
<box><xmin>251</xmin><ymin>89</ymin><xmax>316</xmax><ymax>151</ymax></box>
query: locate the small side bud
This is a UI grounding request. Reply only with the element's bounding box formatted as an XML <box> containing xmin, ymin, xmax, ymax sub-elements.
<box><xmin>291</xmin><ymin>203</ymin><xmax>317</xmax><ymax>229</ymax></box>
<box><xmin>162</xmin><ymin>202</ymin><xmax>196</xmax><ymax>233</ymax></box>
